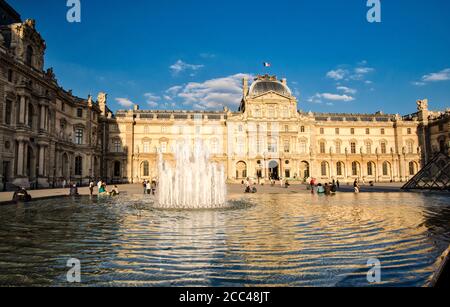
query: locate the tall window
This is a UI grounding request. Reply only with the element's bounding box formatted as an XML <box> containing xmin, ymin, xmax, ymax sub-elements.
<box><xmin>381</xmin><ymin>142</ymin><xmax>387</xmax><ymax>154</ymax></box>
<box><xmin>366</xmin><ymin>128</ymin><xmax>370</xmax><ymax>135</ymax></box>
<box><xmin>300</xmin><ymin>126</ymin><xmax>305</xmax><ymax>133</ymax></box>
<box><xmin>381</xmin><ymin>128</ymin><xmax>385</xmax><ymax>135</ymax></box>
<box><xmin>284</xmin><ymin>140</ymin><xmax>290</xmax><ymax>153</ymax></box>
<box><xmin>367</xmin><ymin>162</ymin><xmax>374</xmax><ymax>176</ymax></box>
<box><xmin>142</xmin><ymin>161</ymin><xmax>150</xmax><ymax>177</ymax></box>
<box><xmin>409</xmin><ymin>162</ymin><xmax>416</xmax><ymax>176</ymax></box>
<box><xmin>143</xmin><ymin>141</ymin><xmax>151</xmax><ymax>153</ymax></box>
<box><xmin>5</xmin><ymin>100</ymin><xmax>12</xmax><ymax>125</ymax></box>
<box><xmin>113</xmin><ymin>139</ymin><xmax>121</xmax><ymax>153</ymax></box>
<box><xmin>352</xmin><ymin>162</ymin><xmax>359</xmax><ymax>176</ymax></box>
<box><xmin>299</xmin><ymin>141</ymin><xmax>307</xmax><ymax>154</ymax></box>
<box><xmin>335</xmin><ymin>142</ymin><xmax>342</xmax><ymax>154</ymax></box>
<box><xmin>268</xmin><ymin>138</ymin><xmax>277</xmax><ymax>153</ymax></box>
<box><xmin>407</xmin><ymin>141</ymin><xmax>414</xmax><ymax>154</ymax></box>
<box><xmin>320</xmin><ymin>142</ymin><xmax>326</xmax><ymax>154</ymax></box>
<box><xmin>114</xmin><ymin>161</ymin><xmax>121</xmax><ymax>177</ymax></box>
<box><xmin>351</xmin><ymin>142</ymin><xmax>357</xmax><ymax>154</ymax></box>
<box><xmin>75</xmin><ymin>156</ymin><xmax>83</xmax><ymax>176</ymax></box>
<box><xmin>383</xmin><ymin>162</ymin><xmax>389</xmax><ymax>176</ymax></box>
<box><xmin>77</xmin><ymin>108</ymin><xmax>83</xmax><ymax>118</ymax></box>
<box><xmin>407</xmin><ymin>128</ymin><xmax>412</xmax><ymax>135</ymax></box>
<box><xmin>7</xmin><ymin>69</ymin><xmax>13</xmax><ymax>83</ymax></box>
<box><xmin>321</xmin><ymin>162</ymin><xmax>328</xmax><ymax>177</ymax></box>
<box><xmin>336</xmin><ymin>162</ymin><xmax>343</xmax><ymax>176</ymax></box>
<box><xmin>366</xmin><ymin>142</ymin><xmax>372</xmax><ymax>154</ymax></box>
<box><xmin>335</xmin><ymin>128</ymin><xmax>340</xmax><ymax>135</ymax></box>
<box><xmin>75</xmin><ymin>128</ymin><xmax>83</xmax><ymax>145</ymax></box>
<box><xmin>351</xmin><ymin>128</ymin><xmax>355</xmax><ymax>135</ymax></box>
<box><xmin>27</xmin><ymin>104</ymin><xmax>34</xmax><ymax>128</ymax></box>
<box><xmin>26</xmin><ymin>45</ymin><xmax>33</xmax><ymax>67</ymax></box>
<box><xmin>320</xmin><ymin>128</ymin><xmax>324</xmax><ymax>135</ymax></box>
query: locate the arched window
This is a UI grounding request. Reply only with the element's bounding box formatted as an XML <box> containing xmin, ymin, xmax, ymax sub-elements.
<box><xmin>26</xmin><ymin>45</ymin><xmax>33</xmax><ymax>67</ymax></box>
<box><xmin>114</xmin><ymin>161</ymin><xmax>121</xmax><ymax>177</ymax></box>
<box><xmin>75</xmin><ymin>156</ymin><xmax>83</xmax><ymax>176</ymax></box>
<box><xmin>141</xmin><ymin>161</ymin><xmax>150</xmax><ymax>177</ymax></box>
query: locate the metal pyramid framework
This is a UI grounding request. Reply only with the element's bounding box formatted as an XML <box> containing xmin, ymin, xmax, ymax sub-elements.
<box><xmin>402</xmin><ymin>152</ymin><xmax>450</xmax><ymax>191</ymax></box>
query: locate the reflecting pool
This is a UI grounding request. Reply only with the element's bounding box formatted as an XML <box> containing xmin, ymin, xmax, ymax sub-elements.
<box><xmin>0</xmin><ymin>192</ymin><xmax>449</xmax><ymax>287</ymax></box>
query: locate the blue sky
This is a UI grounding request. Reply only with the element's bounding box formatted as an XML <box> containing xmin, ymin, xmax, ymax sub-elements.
<box><xmin>9</xmin><ymin>0</ymin><xmax>450</xmax><ymax>114</ymax></box>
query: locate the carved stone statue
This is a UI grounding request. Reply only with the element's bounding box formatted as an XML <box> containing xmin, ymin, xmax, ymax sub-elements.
<box><xmin>98</xmin><ymin>92</ymin><xmax>107</xmax><ymax>105</ymax></box>
<box><xmin>417</xmin><ymin>99</ymin><xmax>428</xmax><ymax>111</ymax></box>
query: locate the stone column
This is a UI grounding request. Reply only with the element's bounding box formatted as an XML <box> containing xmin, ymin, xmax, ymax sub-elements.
<box><xmin>38</xmin><ymin>145</ymin><xmax>45</xmax><ymax>176</ymax></box>
<box><xmin>40</xmin><ymin>105</ymin><xmax>46</xmax><ymax>130</ymax></box>
<box><xmin>16</xmin><ymin>140</ymin><xmax>25</xmax><ymax>176</ymax></box>
<box><xmin>19</xmin><ymin>96</ymin><xmax>26</xmax><ymax>124</ymax></box>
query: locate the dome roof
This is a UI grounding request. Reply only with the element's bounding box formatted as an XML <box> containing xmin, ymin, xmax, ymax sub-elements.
<box><xmin>249</xmin><ymin>79</ymin><xmax>292</xmax><ymax>97</ymax></box>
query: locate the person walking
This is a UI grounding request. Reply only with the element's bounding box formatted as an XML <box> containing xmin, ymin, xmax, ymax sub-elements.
<box><xmin>354</xmin><ymin>179</ymin><xmax>360</xmax><ymax>194</ymax></box>
<box><xmin>143</xmin><ymin>180</ymin><xmax>147</xmax><ymax>194</ymax></box>
<box><xmin>146</xmin><ymin>181</ymin><xmax>152</xmax><ymax>195</ymax></box>
<box><xmin>336</xmin><ymin>180</ymin><xmax>340</xmax><ymax>190</ymax></box>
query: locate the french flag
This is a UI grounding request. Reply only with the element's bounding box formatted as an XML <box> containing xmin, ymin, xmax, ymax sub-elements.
<box><xmin>263</xmin><ymin>62</ymin><xmax>271</xmax><ymax>67</ymax></box>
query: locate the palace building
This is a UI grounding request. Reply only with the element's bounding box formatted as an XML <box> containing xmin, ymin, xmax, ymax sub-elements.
<box><xmin>0</xmin><ymin>0</ymin><xmax>448</xmax><ymax>190</ymax></box>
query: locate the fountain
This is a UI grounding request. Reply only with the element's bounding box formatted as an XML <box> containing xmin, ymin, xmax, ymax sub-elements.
<box><xmin>156</xmin><ymin>140</ymin><xmax>227</xmax><ymax>209</ymax></box>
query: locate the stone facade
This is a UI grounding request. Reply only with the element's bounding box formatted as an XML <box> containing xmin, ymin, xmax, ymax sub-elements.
<box><xmin>108</xmin><ymin>75</ymin><xmax>439</xmax><ymax>184</ymax></box>
<box><xmin>0</xmin><ymin>2</ymin><xmax>448</xmax><ymax>190</ymax></box>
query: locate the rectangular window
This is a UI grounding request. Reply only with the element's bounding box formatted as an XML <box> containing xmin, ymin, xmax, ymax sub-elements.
<box><xmin>300</xmin><ymin>126</ymin><xmax>305</xmax><ymax>133</ymax></box>
<box><xmin>335</xmin><ymin>128</ymin><xmax>340</xmax><ymax>135</ymax></box>
<box><xmin>75</xmin><ymin>157</ymin><xmax>83</xmax><ymax>176</ymax></box>
<box><xmin>407</xmin><ymin>128</ymin><xmax>412</xmax><ymax>135</ymax></box>
<box><xmin>335</xmin><ymin>142</ymin><xmax>341</xmax><ymax>154</ymax></box>
<box><xmin>5</xmin><ymin>100</ymin><xmax>12</xmax><ymax>125</ymax></box>
<box><xmin>284</xmin><ymin>140</ymin><xmax>290</xmax><ymax>153</ymax></box>
<box><xmin>351</xmin><ymin>128</ymin><xmax>355</xmax><ymax>135</ymax></box>
<box><xmin>77</xmin><ymin>108</ymin><xmax>83</xmax><ymax>118</ymax></box>
<box><xmin>381</xmin><ymin>128</ymin><xmax>385</xmax><ymax>135</ymax></box>
<box><xmin>75</xmin><ymin>128</ymin><xmax>83</xmax><ymax>145</ymax></box>
<box><xmin>299</xmin><ymin>141</ymin><xmax>307</xmax><ymax>154</ymax></box>
<box><xmin>143</xmin><ymin>142</ymin><xmax>150</xmax><ymax>153</ymax></box>
<box><xmin>366</xmin><ymin>128</ymin><xmax>370</xmax><ymax>135</ymax></box>
<box><xmin>8</xmin><ymin>69</ymin><xmax>13</xmax><ymax>83</ymax></box>
<box><xmin>320</xmin><ymin>142</ymin><xmax>326</xmax><ymax>154</ymax></box>
<box><xmin>381</xmin><ymin>143</ymin><xmax>387</xmax><ymax>154</ymax></box>
<box><xmin>366</xmin><ymin>143</ymin><xmax>372</xmax><ymax>154</ymax></box>
<box><xmin>320</xmin><ymin>128</ymin><xmax>324</xmax><ymax>135</ymax></box>
<box><xmin>351</xmin><ymin>142</ymin><xmax>357</xmax><ymax>154</ymax></box>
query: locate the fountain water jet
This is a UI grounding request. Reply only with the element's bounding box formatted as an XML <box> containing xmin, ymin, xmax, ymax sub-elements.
<box><xmin>157</xmin><ymin>140</ymin><xmax>227</xmax><ymax>209</ymax></box>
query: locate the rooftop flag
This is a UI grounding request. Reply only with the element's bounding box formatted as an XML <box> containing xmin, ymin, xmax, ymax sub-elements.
<box><xmin>263</xmin><ymin>62</ymin><xmax>271</xmax><ymax>67</ymax></box>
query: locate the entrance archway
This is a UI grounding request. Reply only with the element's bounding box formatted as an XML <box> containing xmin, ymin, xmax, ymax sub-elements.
<box><xmin>269</xmin><ymin>160</ymin><xmax>279</xmax><ymax>180</ymax></box>
<box><xmin>236</xmin><ymin>161</ymin><xmax>247</xmax><ymax>179</ymax></box>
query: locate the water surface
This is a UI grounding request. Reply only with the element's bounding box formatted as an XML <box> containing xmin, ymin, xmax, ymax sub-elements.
<box><xmin>0</xmin><ymin>192</ymin><xmax>449</xmax><ymax>287</ymax></box>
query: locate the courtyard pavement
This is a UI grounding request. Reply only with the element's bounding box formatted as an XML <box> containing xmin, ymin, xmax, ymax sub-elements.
<box><xmin>0</xmin><ymin>182</ymin><xmax>407</xmax><ymax>204</ymax></box>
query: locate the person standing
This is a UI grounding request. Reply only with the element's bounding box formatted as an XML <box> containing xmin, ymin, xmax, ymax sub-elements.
<box><xmin>89</xmin><ymin>180</ymin><xmax>95</xmax><ymax>196</ymax></box>
<box><xmin>62</xmin><ymin>179</ymin><xmax>67</xmax><ymax>189</ymax></box>
<box><xmin>336</xmin><ymin>180</ymin><xmax>340</xmax><ymax>190</ymax></box>
<box><xmin>146</xmin><ymin>181</ymin><xmax>152</xmax><ymax>195</ymax></box>
<box><xmin>354</xmin><ymin>179</ymin><xmax>360</xmax><ymax>194</ymax></box>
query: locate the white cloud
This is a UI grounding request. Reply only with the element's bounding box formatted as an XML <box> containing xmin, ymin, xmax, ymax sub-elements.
<box><xmin>326</xmin><ymin>69</ymin><xmax>348</xmax><ymax>80</ymax></box>
<box><xmin>115</xmin><ymin>98</ymin><xmax>134</xmax><ymax>108</ymax></box>
<box><xmin>144</xmin><ymin>93</ymin><xmax>161</xmax><ymax>107</ymax></box>
<box><xmin>308</xmin><ymin>93</ymin><xmax>355</xmax><ymax>104</ymax></box>
<box><xmin>412</xmin><ymin>81</ymin><xmax>426</xmax><ymax>87</ymax></box>
<box><xmin>171</xmin><ymin>73</ymin><xmax>253</xmax><ymax>110</ymax></box>
<box><xmin>200</xmin><ymin>53</ymin><xmax>216</xmax><ymax>59</ymax></box>
<box><xmin>170</xmin><ymin>60</ymin><xmax>204</xmax><ymax>76</ymax></box>
<box><xmin>337</xmin><ymin>86</ymin><xmax>357</xmax><ymax>95</ymax></box>
<box><xmin>422</xmin><ymin>68</ymin><xmax>450</xmax><ymax>82</ymax></box>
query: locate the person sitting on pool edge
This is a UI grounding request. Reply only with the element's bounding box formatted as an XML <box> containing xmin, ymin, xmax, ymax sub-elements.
<box><xmin>12</xmin><ymin>187</ymin><xmax>32</xmax><ymax>202</ymax></box>
<box><xmin>110</xmin><ymin>185</ymin><xmax>120</xmax><ymax>197</ymax></box>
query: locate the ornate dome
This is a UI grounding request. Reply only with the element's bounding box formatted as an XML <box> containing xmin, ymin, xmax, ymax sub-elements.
<box><xmin>249</xmin><ymin>76</ymin><xmax>292</xmax><ymax>97</ymax></box>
